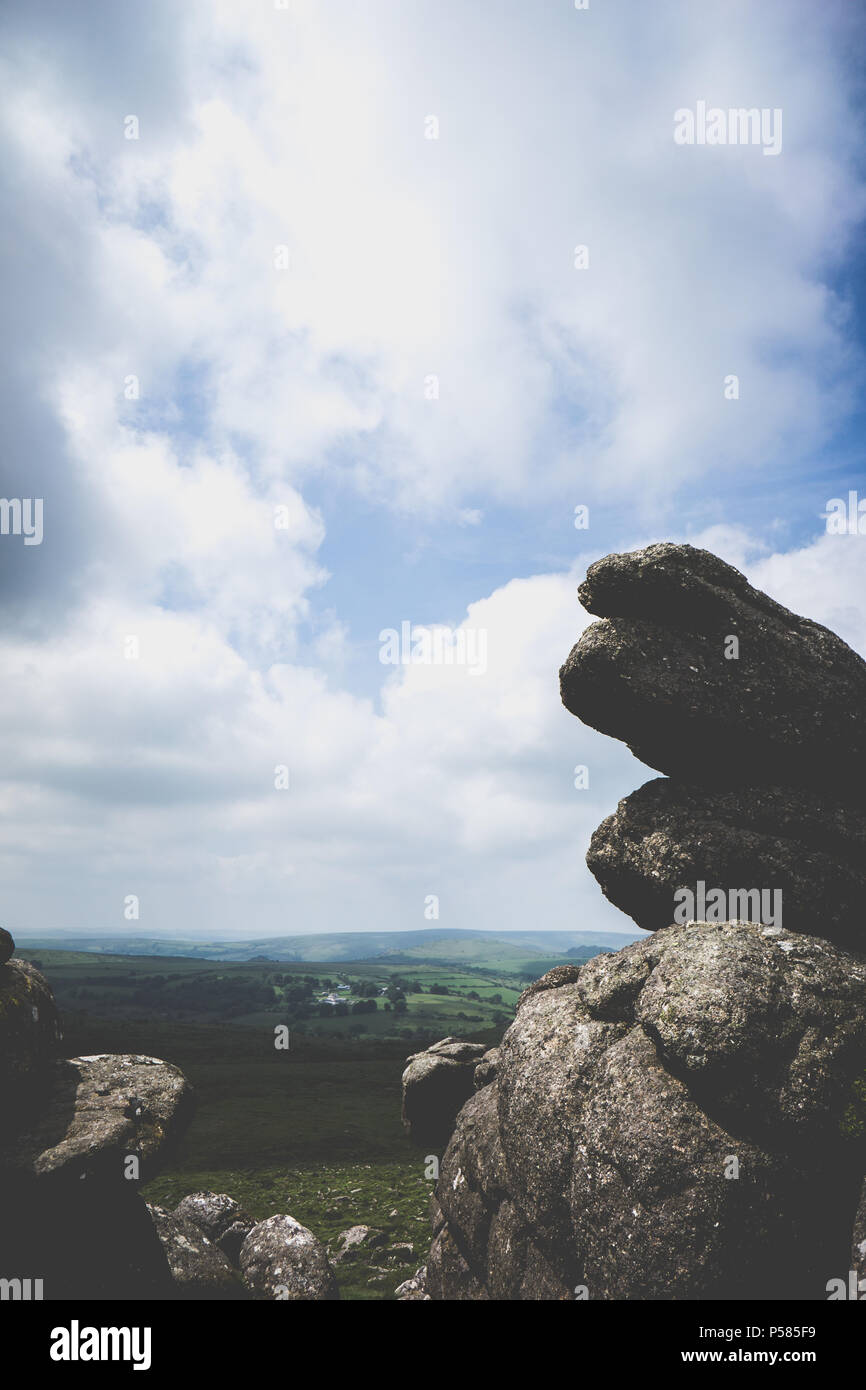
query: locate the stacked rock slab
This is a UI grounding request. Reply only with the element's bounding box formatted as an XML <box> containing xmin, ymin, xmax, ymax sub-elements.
<box><xmin>423</xmin><ymin>545</ymin><xmax>866</xmax><ymax>1299</ymax></box>
<box><xmin>560</xmin><ymin>542</ymin><xmax>866</xmax><ymax>801</ymax></box>
<box><xmin>562</xmin><ymin>543</ymin><xmax>866</xmax><ymax>953</ymax></box>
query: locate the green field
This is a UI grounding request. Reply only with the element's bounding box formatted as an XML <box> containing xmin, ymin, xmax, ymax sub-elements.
<box><xmin>17</xmin><ymin>949</ymin><xmax>527</xmax><ymax>1037</ymax></box>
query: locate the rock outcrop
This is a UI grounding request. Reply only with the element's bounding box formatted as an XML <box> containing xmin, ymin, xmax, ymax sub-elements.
<box><xmin>173</xmin><ymin>1190</ymin><xmax>256</xmax><ymax>1265</ymax></box>
<box><xmin>426</xmin><ymin>922</ymin><xmax>866</xmax><ymax>1300</ymax></box>
<box><xmin>560</xmin><ymin>542</ymin><xmax>866</xmax><ymax>799</ymax></box>
<box><xmin>587</xmin><ymin>778</ymin><xmax>866</xmax><ymax>949</ymax></box>
<box><xmin>401</xmin><ymin>1038</ymin><xmax>489</xmax><ymax>1148</ymax></box>
<box><xmin>0</xmin><ymin>926</ymin><xmax>15</xmax><ymax>965</ymax></box>
<box><xmin>420</xmin><ymin>544</ymin><xmax>866</xmax><ymax>1300</ymax></box>
<box><xmin>6</xmin><ymin>1054</ymin><xmax>193</xmax><ymax>1181</ymax></box>
<box><xmin>0</xmin><ymin>935</ymin><xmax>201</xmax><ymax>1299</ymax></box>
<box><xmin>0</xmin><ymin>937</ymin><xmax>240</xmax><ymax>1299</ymax></box>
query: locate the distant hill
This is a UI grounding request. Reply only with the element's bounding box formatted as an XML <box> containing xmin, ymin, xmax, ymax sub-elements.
<box><xmin>13</xmin><ymin>927</ymin><xmax>640</xmax><ymax>971</ymax></box>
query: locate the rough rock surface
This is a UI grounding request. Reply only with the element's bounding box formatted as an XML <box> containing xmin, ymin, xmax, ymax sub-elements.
<box><xmin>0</xmin><ymin>933</ymin><xmax>255</xmax><ymax>1301</ymax></box>
<box><xmin>560</xmin><ymin>542</ymin><xmax>866</xmax><ymax>796</ymax></box>
<box><xmin>0</xmin><ymin>956</ymin><xmax>62</xmax><ymax>1113</ymax></box>
<box><xmin>402</xmin><ymin>1038</ymin><xmax>488</xmax><ymax>1148</ymax></box>
<box><xmin>587</xmin><ymin>778</ymin><xmax>866</xmax><ymax>950</ymax></box>
<box><xmin>147</xmin><ymin>1204</ymin><xmax>244</xmax><ymax>1298</ymax></box>
<box><xmin>240</xmin><ymin>1214</ymin><xmax>339</xmax><ymax>1300</ymax></box>
<box><xmin>173</xmin><ymin>1191</ymin><xmax>254</xmax><ymax>1250</ymax></box>
<box><xmin>1</xmin><ymin>1053</ymin><xmax>193</xmax><ymax>1181</ymax></box>
<box><xmin>333</xmin><ymin>1224</ymin><xmax>387</xmax><ymax>1260</ymax></box>
<box><xmin>395</xmin><ymin>1266</ymin><xmax>430</xmax><ymax>1300</ymax></box>
<box><xmin>426</xmin><ymin>922</ymin><xmax>866</xmax><ymax>1300</ymax></box>
<box><xmin>473</xmin><ymin>1047</ymin><xmax>500</xmax><ymax>1090</ymax></box>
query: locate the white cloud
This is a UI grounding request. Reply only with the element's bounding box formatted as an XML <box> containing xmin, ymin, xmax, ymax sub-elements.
<box><xmin>0</xmin><ymin>0</ymin><xmax>864</xmax><ymax>939</ymax></box>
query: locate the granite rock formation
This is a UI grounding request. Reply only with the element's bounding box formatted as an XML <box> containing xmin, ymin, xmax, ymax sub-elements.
<box><xmin>560</xmin><ymin>542</ymin><xmax>866</xmax><ymax>799</ymax></box>
<box><xmin>419</xmin><ymin>544</ymin><xmax>866</xmax><ymax>1300</ymax></box>
<box><xmin>401</xmin><ymin>1038</ymin><xmax>490</xmax><ymax>1148</ymax></box>
<box><xmin>426</xmin><ymin>923</ymin><xmax>866</xmax><ymax>1300</ymax></box>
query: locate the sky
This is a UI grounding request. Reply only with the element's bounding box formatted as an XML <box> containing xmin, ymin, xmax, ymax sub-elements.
<box><xmin>2</xmin><ymin>0</ymin><xmax>866</xmax><ymax>939</ymax></box>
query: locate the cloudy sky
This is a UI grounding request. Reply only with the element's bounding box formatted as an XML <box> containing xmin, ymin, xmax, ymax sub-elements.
<box><xmin>2</xmin><ymin>0</ymin><xmax>866</xmax><ymax>940</ymax></box>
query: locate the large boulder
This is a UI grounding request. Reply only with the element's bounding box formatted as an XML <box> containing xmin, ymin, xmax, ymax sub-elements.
<box><xmin>425</xmin><ymin>922</ymin><xmax>866</xmax><ymax>1300</ymax></box>
<box><xmin>401</xmin><ymin>1038</ymin><xmax>488</xmax><ymax>1148</ymax></box>
<box><xmin>560</xmin><ymin>543</ymin><xmax>866</xmax><ymax>797</ymax></box>
<box><xmin>173</xmin><ymin>1191</ymin><xmax>255</xmax><ymax>1263</ymax></box>
<box><xmin>587</xmin><ymin>778</ymin><xmax>866</xmax><ymax>950</ymax></box>
<box><xmin>146</xmin><ymin>1204</ymin><xmax>245</xmax><ymax>1299</ymax></box>
<box><xmin>0</xmin><ymin>933</ymin><xmax>209</xmax><ymax>1300</ymax></box>
<box><xmin>240</xmin><ymin>1214</ymin><xmax>339</xmax><ymax>1300</ymax></box>
<box><xmin>0</xmin><ymin>1053</ymin><xmax>193</xmax><ymax>1182</ymax></box>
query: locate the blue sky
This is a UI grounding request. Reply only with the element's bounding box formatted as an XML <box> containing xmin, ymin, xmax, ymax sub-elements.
<box><xmin>2</xmin><ymin>0</ymin><xmax>866</xmax><ymax>939</ymax></box>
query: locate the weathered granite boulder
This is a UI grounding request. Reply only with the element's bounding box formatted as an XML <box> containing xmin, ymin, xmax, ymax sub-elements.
<box><xmin>1</xmin><ymin>1053</ymin><xmax>193</xmax><ymax>1182</ymax></box>
<box><xmin>425</xmin><ymin>922</ymin><xmax>866</xmax><ymax>1300</ymax></box>
<box><xmin>173</xmin><ymin>1191</ymin><xmax>255</xmax><ymax>1255</ymax></box>
<box><xmin>401</xmin><ymin>1038</ymin><xmax>489</xmax><ymax>1148</ymax></box>
<box><xmin>560</xmin><ymin>543</ymin><xmax>866</xmax><ymax>797</ymax></box>
<box><xmin>333</xmin><ymin>1224</ymin><xmax>387</xmax><ymax>1261</ymax></box>
<box><xmin>0</xmin><ymin>931</ymin><xmax>221</xmax><ymax>1301</ymax></box>
<box><xmin>587</xmin><ymin>778</ymin><xmax>866</xmax><ymax>950</ymax></box>
<box><xmin>240</xmin><ymin>1214</ymin><xmax>339</xmax><ymax>1300</ymax></box>
<box><xmin>146</xmin><ymin>1204</ymin><xmax>245</xmax><ymax>1299</ymax></box>
<box><xmin>395</xmin><ymin>1265</ymin><xmax>430</xmax><ymax>1300</ymax></box>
